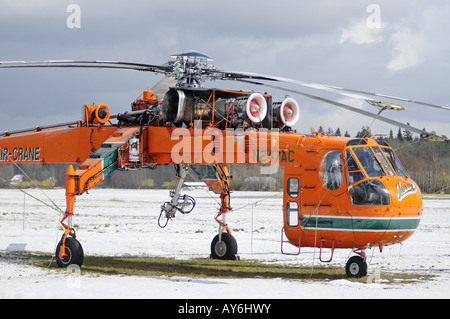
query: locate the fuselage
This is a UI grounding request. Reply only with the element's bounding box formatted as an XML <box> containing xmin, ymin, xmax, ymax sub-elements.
<box><xmin>282</xmin><ymin>133</ymin><xmax>422</xmax><ymax>251</ymax></box>
<box><xmin>0</xmin><ymin>122</ymin><xmax>422</xmax><ymax>253</ymax></box>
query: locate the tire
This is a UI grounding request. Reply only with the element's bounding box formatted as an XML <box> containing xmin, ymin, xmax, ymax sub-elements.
<box><xmin>55</xmin><ymin>237</ymin><xmax>84</xmax><ymax>268</ymax></box>
<box><xmin>345</xmin><ymin>256</ymin><xmax>368</xmax><ymax>278</ymax></box>
<box><xmin>210</xmin><ymin>232</ymin><xmax>238</xmax><ymax>260</ymax></box>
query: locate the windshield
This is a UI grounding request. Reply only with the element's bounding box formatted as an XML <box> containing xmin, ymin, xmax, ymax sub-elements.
<box><xmin>373</xmin><ymin>147</ymin><xmax>395</xmax><ymax>176</ymax></box>
<box><xmin>382</xmin><ymin>147</ymin><xmax>408</xmax><ymax>178</ymax></box>
<box><xmin>352</xmin><ymin>147</ymin><xmax>385</xmax><ymax>178</ymax></box>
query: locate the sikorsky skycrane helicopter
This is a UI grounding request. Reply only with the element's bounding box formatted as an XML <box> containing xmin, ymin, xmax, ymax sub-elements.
<box><xmin>0</xmin><ymin>51</ymin><xmax>448</xmax><ymax>277</ymax></box>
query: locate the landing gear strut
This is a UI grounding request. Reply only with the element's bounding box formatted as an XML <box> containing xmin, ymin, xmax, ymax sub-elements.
<box><xmin>55</xmin><ymin>165</ymin><xmax>85</xmax><ymax>268</ymax></box>
<box><xmin>208</xmin><ymin>165</ymin><xmax>239</xmax><ymax>260</ymax></box>
<box><xmin>158</xmin><ymin>164</ymin><xmax>240</xmax><ymax>260</ymax></box>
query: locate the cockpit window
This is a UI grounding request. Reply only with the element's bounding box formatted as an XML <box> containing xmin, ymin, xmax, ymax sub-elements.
<box><xmin>346</xmin><ymin>150</ymin><xmax>365</xmax><ymax>185</ymax></box>
<box><xmin>375</xmin><ymin>139</ymin><xmax>389</xmax><ymax>147</ymax></box>
<box><xmin>287</xmin><ymin>178</ymin><xmax>299</xmax><ymax>198</ymax></box>
<box><xmin>320</xmin><ymin>151</ymin><xmax>343</xmax><ymax>190</ymax></box>
<box><xmin>346</xmin><ymin>150</ymin><xmax>359</xmax><ymax>171</ymax></box>
<box><xmin>352</xmin><ymin>147</ymin><xmax>384</xmax><ymax>178</ymax></box>
<box><xmin>346</xmin><ymin>139</ymin><xmax>367</xmax><ymax>146</ymax></box>
<box><xmin>373</xmin><ymin>147</ymin><xmax>395</xmax><ymax>176</ymax></box>
<box><xmin>382</xmin><ymin>147</ymin><xmax>408</xmax><ymax>178</ymax></box>
<box><xmin>350</xmin><ymin>179</ymin><xmax>390</xmax><ymax>205</ymax></box>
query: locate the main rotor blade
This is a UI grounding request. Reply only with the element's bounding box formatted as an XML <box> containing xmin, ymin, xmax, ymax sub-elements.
<box><xmin>0</xmin><ymin>60</ymin><xmax>171</xmax><ymax>73</ymax></box>
<box><xmin>319</xmin><ymin>83</ymin><xmax>450</xmax><ymax>111</ymax></box>
<box><xmin>237</xmin><ymin>78</ymin><xmax>446</xmax><ymax>141</ymax></box>
<box><xmin>219</xmin><ymin>70</ymin><xmax>450</xmax><ymax>112</ymax></box>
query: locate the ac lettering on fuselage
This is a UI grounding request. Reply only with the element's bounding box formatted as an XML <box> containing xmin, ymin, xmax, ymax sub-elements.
<box><xmin>0</xmin><ymin>147</ymin><xmax>41</xmax><ymax>162</ymax></box>
<box><xmin>252</xmin><ymin>149</ymin><xmax>295</xmax><ymax>164</ymax></box>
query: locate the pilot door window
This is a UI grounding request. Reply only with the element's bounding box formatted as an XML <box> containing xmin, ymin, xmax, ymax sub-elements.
<box><xmin>320</xmin><ymin>151</ymin><xmax>343</xmax><ymax>190</ymax></box>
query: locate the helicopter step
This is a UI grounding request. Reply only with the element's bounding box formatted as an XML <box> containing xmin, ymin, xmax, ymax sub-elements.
<box><xmin>281</xmin><ymin>227</ymin><xmax>301</xmax><ymax>256</ymax></box>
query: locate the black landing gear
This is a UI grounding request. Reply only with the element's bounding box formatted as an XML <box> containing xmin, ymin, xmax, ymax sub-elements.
<box><xmin>345</xmin><ymin>255</ymin><xmax>368</xmax><ymax>278</ymax></box>
<box><xmin>210</xmin><ymin>232</ymin><xmax>239</xmax><ymax>260</ymax></box>
<box><xmin>55</xmin><ymin>236</ymin><xmax>84</xmax><ymax>268</ymax></box>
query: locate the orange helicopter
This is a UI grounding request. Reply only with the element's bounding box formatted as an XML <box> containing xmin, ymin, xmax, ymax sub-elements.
<box><xmin>0</xmin><ymin>51</ymin><xmax>447</xmax><ymax>277</ymax></box>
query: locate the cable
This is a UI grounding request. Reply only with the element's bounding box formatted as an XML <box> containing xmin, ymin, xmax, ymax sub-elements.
<box><xmin>232</xmin><ymin>192</ymin><xmax>282</xmax><ymax>212</ymax></box>
<box><xmin>7</xmin><ymin>159</ymin><xmax>64</xmax><ymax>214</ymax></box>
<box><xmin>187</xmin><ymin>169</ymin><xmax>222</xmax><ymax>207</ymax></box>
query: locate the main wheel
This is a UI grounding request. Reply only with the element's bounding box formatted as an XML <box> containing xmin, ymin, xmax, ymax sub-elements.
<box><xmin>345</xmin><ymin>256</ymin><xmax>367</xmax><ymax>278</ymax></box>
<box><xmin>55</xmin><ymin>236</ymin><xmax>84</xmax><ymax>268</ymax></box>
<box><xmin>210</xmin><ymin>232</ymin><xmax>238</xmax><ymax>260</ymax></box>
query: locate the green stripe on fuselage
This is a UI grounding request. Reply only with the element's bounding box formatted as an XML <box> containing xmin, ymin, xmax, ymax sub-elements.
<box><xmin>300</xmin><ymin>216</ymin><xmax>421</xmax><ymax>231</ymax></box>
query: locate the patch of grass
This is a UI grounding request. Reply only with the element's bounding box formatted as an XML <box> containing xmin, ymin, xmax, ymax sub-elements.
<box><xmin>80</xmin><ymin>256</ymin><xmax>348</xmax><ymax>281</ymax></box>
<box><xmin>2</xmin><ymin>251</ymin><xmax>433</xmax><ymax>284</ymax></box>
<box><xmin>33</xmin><ymin>255</ymin><xmax>344</xmax><ymax>281</ymax></box>
<box><xmin>34</xmin><ymin>254</ymin><xmax>432</xmax><ymax>283</ymax></box>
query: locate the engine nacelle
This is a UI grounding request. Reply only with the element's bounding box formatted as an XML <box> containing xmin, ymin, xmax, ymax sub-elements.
<box><xmin>161</xmin><ymin>89</ymin><xmax>189</xmax><ymax>124</ymax></box>
<box><xmin>273</xmin><ymin>97</ymin><xmax>300</xmax><ymax>128</ymax></box>
<box><xmin>161</xmin><ymin>88</ymin><xmax>269</xmax><ymax>128</ymax></box>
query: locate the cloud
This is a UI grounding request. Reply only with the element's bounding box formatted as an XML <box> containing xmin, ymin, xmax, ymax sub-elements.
<box><xmin>387</xmin><ymin>27</ymin><xmax>426</xmax><ymax>72</ymax></box>
<box><xmin>0</xmin><ymin>1</ymin><xmax>448</xmax><ymax>138</ymax></box>
<box><xmin>340</xmin><ymin>20</ymin><xmax>385</xmax><ymax>44</ymax></box>
<box><xmin>340</xmin><ymin>19</ymin><xmax>426</xmax><ymax>72</ymax></box>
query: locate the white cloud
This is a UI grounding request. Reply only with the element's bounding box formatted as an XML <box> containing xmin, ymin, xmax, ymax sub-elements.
<box><xmin>340</xmin><ymin>20</ymin><xmax>385</xmax><ymax>44</ymax></box>
<box><xmin>387</xmin><ymin>27</ymin><xmax>426</xmax><ymax>72</ymax></box>
<box><xmin>340</xmin><ymin>19</ymin><xmax>426</xmax><ymax>73</ymax></box>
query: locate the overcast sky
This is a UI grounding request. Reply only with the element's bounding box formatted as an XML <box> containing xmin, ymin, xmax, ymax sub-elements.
<box><xmin>0</xmin><ymin>0</ymin><xmax>449</xmax><ymax>138</ymax></box>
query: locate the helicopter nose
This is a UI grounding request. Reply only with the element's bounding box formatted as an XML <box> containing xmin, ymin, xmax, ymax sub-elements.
<box><xmin>391</xmin><ymin>179</ymin><xmax>422</xmax><ymax>207</ymax></box>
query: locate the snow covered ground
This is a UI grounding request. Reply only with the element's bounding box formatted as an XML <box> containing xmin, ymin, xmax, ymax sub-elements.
<box><xmin>0</xmin><ymin>188</ymin><xmax>449</xmax><ymax>299</ymax></box>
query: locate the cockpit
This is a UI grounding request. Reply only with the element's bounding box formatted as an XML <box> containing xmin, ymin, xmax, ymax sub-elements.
<box><xmin>320</xmin><ymin>138</ymin><xmax>410</xmax><ymax>205</ymax></box>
